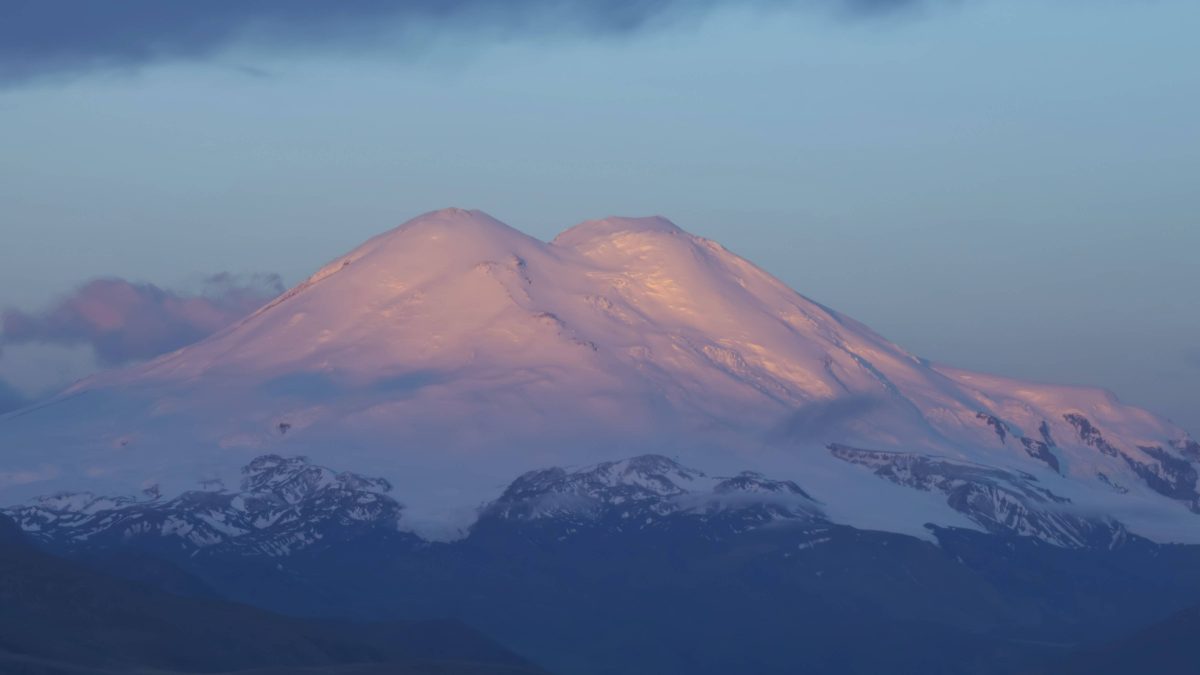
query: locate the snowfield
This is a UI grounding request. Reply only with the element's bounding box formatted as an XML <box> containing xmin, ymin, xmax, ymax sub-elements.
<box><xmin>1</xmin><ymin>208</ymin><xmax>1196</xmax><ymax>544</ymax></box>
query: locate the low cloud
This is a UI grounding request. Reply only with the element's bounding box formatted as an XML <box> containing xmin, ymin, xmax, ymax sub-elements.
<box><xmin>1</xmin><ymin>0</ymin><xmax>931</xmax><ymax>85</ymax></box>
<box><xmin>770</xmin><ymin>395</ymin><xmax>884</xmax><ymax>442</ymax></box>
<box><xmin>1</xmin><ymin>274</ymin><xmax>283</xmax><ymax>365</ymax></box>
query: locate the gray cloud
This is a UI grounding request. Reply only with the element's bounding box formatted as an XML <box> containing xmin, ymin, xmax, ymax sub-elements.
<box><xmin>0</xmin><ymin>0</ymin><xmax>929</xmax><ymax>84</ymax></box>
<box><xmin>1</xmin><ymin>274</ymin><xmax>283</xmax><ymax>365</ymax></box>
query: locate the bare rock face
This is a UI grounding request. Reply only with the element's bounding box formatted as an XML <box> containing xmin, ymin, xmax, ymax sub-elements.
<box><xmin>828</xmin><ymin>444</ymin><xmax>1128</xmax><ymax>549</ymax></box>
<box><xmin>1065</xmin><ymin>413</ymin><xmax>1199</xmax><ymax>511</ymax></box>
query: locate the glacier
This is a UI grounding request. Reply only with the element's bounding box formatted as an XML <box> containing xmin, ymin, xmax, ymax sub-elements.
<box><xmin>1</xmin><ymin>207</ymin><xmax>1195</xmax><ymax>544</ymax></box>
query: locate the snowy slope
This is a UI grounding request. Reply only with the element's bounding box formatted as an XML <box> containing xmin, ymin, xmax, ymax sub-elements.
<box><xmin>1</xmin><ymin>208</ymin><xmax>1195</xmax><ymax>543</ymax></box>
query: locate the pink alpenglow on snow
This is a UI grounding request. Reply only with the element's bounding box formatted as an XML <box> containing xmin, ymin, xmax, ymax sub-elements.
<box><xmin>0</xmin><ymin>208</ymin><xmax>1196</xmax><ymax>542</ymax></box>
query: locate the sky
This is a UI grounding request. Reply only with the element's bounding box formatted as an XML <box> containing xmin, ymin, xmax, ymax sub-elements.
<box><xmin>0</xmin><ymin>0</ymin><xmax>1197</xmax><ymax>431</ymax></box>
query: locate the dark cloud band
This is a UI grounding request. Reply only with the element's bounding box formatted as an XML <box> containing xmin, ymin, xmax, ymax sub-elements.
<box><xmin>1</xmin><ymin>274</ymin><xmax>283</xmax><ymax>365</ymax></box>
<box><xmin>0</xmin><ymin>0</ymin><xmax>924</xmax><ymax>84</ymax></box>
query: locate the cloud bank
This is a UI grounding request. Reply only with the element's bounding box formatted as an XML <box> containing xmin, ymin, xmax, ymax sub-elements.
<box><xmin>0</xmin><ymin>0</ymin><xmax>928</xmax><ymax>84</ymax></box>
<box><xmin>1</xmin><ymin>274</ymin><xmax>283</xmax><ymax>365</ymax></box>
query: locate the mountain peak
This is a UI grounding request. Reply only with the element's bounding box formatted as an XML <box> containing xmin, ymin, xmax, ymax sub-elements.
<box><xmin>284</xmin><ymin>207</ymin><xmax>535</xmax><ymax>295</ymax></box>
<box><xmin>552</xmin><ymin>215</ymin><xmax>684</xmax><ymax>249</ymax></box>
<box><xmin>396</xmin><ymin>207</ymin><xmax>507</xmax><ymax>232</ymax></box>
<box><xmin>2</xmin><ymin>208</ymin><xmax>1196</xmax><ymax>547</ymax></box>
<box><xmin>359</xmin><ymin>207</ymin><xmax>533</xmax><ymax>255</ymax></box>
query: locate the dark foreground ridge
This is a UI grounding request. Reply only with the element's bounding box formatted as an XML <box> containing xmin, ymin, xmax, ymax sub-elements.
<box><xmin>1043</xmin><ymin>603</ymin><xmax>1200</xmax><ymax>675</ymax></box>
<box><xmin>7</xmin><ymin>454</ymin><xmax>1200</xmax><ymax>675</ymax></box>
<box><xmin>0</xmin><ymin>513</ymin><xmax>543</xmax><ymax>675</ymax></box>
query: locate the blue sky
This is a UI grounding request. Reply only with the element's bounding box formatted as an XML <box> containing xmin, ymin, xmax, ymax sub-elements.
<box><xmin>1</xmin><ymin>0</ymin><xmax>1198</xmax><ymax>430</ymax></box>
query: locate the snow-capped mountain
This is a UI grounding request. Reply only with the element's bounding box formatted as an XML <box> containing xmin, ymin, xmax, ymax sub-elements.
<box><xmin>5</xmin><ymin>453</ymin><xmax>830</xmax><ymax>554</ymax></box>
<box><xmin>1</xmin><ymin>208</ymin><xmax>1196</xmax><ymax>544</ymax></box>
<box><xmin>9</xmin><ymin>450</ymin><xmax>1128</xmax><ymax>552</ymax></box>
<box><xmin>6</xmin><ymin>455</ymin><xmax>406</xmax><ymax>557</ymax></box>
<box><xmin>482</xmin><ymin>454</ymin><xmax>822</xmax><ymax>529</ymax></box>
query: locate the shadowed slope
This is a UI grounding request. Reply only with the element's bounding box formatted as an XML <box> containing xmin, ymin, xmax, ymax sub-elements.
<box><xmin>0</xmin><ymin>514</ymin><xmax>542</xmax><ymax>674</ymax></box>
